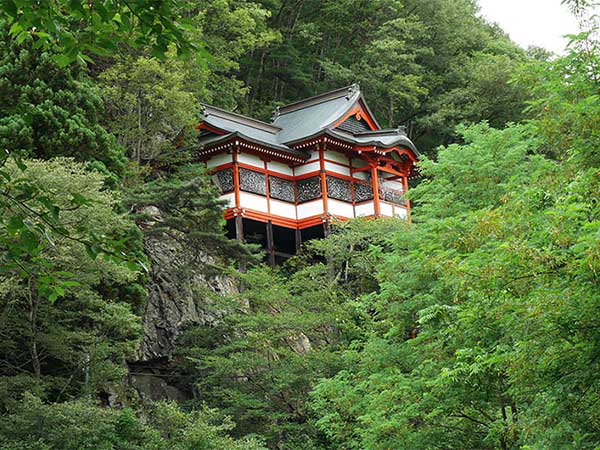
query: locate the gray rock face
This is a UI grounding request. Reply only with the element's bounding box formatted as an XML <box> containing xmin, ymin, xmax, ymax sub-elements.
<box><xmin>137</xmin><ymin>233</ymin><xmax>237</xmax><ymax>362</ymax></box>
<box><xmin>126</xmin><ymin>207</ymin><xmax>238</xmax><ymax>402</ymax></box>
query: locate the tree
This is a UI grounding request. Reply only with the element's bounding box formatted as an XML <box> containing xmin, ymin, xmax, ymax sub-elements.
<box><xmin>0</xmin><ymin>158</ymin><xmax>145</xmax><ymax>403</ymax></box>
<box><xmin>177</xmin><ymin>219</ymin><xmax>402</xmax><ymax>449</ymax></box>
<box><xmin>99</xmin><ymin>55</ymin><xmax>199</xmax><ymax>166</ymax></box>
<box><xmin>0</xmin><ymin>0</ymin><xmax>197</xmax><ymax>66</ymax></box>
<box><xmin>310</xmin><ymin>33</ymin><xmax>600</xmax><ymax>448</ymax></box>
<box><xmin>126</xmin><ymin>164</ymin><xmax>255</xmax><ymax>264</ymax></box>
<box><xmin>0</xmin><ymin>31</ymin><xmax>126</xmax><ymax>176</ymax></box>
<box><xmin>0</xmin><ymin>394</ymin><xmax>266</xmax><ymax>449</ymax></box>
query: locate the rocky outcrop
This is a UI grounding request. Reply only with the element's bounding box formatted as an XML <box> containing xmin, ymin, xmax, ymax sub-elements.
<box><xmin>127</xmin><ymin>207</ymin><xmax>238</xmax><ymax>402</ymax></box>
<box><xmin>137</xmin><ymin>232</ymin><xmax>237</xmax><ymax>362</ymax></box>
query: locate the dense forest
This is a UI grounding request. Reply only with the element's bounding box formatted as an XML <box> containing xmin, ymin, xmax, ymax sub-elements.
<box><xmin>0</xmin><ymin>0</ymin><xmax>599</xmax><ymax>448</ymax></box>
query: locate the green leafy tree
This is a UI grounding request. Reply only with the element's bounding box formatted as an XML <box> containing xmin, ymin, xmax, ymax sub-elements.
<box><xmin>0</xmin><ymin>0</ymin><xmax>196</xmax><ymax>66</ymax></box>
<box><xmin>311</xmin><ymin>33</ymin><xmax>600</xmax><ymax>449</ymax></box>
<box><xmin>0</xmin><ymin>394</ymin><xmax>266</xmax><ymax>449</ymax></box>
<box><xmin>0</xmin><ymin>158</ymin><xmax>145</xmax><ymax>404</ymax></box>
<box><xmin>0</xmin><ymin>31</ymin><xmax>126</xmax><ymax>176</ymax></box>
<box><xmin>126</xmin><ymin>164</ymin><xmax>255</xmax><ymax>264</ymax></box>
<box><xmin>99</xmin><ymin>55</ymin><xmax>199</xmax><ymax>166</ymax></box>
<box><xmin>178</xmin><ymin>219</ymin><xmax>402</xmax><ymax>449</ymax></box>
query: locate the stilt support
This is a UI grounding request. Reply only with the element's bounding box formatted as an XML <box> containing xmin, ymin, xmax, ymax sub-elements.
<box><xmin>266</xmin><ymin>220</ymin><xmax>275</xmax><ymax>267</ymax></box>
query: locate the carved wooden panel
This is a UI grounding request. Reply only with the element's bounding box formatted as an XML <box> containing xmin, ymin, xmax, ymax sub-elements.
<box><xmin>354</xmin><ymin>181</ymin><xmax>373</xmax><ymax>202</ymax></box>
<box><xmin>380</xmin><ymin>188</ymin><xmax>406</xmax><ymax>205</ymax></box>
<box><xmin>214</xmin><ymin>168</ymin><xmax>234</xmax><ymax>193</ymax></box>
<box><xmin>297</xmin><ymin>177</ymin><xmax>321</xmax><ymax>203</ymax></box>
<box><xmin>239</xmin><ymin>168</ymin><xmax>266</xmax><ymax>195</ymax></box>
<box><xmin>327</xmin><ymin>176</ymin><xmax>352</xmax><ymax>202</ymax></box>
<box><xmin>269</xmin><ymin>176</ymin><xmax>296</xmax><ymax>202</ymax></box>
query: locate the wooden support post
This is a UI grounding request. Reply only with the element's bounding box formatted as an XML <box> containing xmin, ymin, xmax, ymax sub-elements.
<box><xmin>323</xmin><ymin>221</ymin><xmax>330</xmax><ymax>237</ymax></box>
<box><xmin>371</xmin><ymin>164</ymin><xmax>381</xmax><ymax>217</ymax></box>
<box><xmin>319</xmin><ymin>142</ymin><xmax>329</xmax><ymax>215</ymax></box>
<box><xmin>295</xmin><ymin>228</ymin><xmax>302</xmax><ymax>253</ymax></box>
<box><xmin>266</xmin><ymin>220</ymin><xmax>275</xmax><ymax>267</ymax></box>
<box><xmin>403</xmin><ymin>175</ymin><xmax>411</xmax><ymax>222</ymax></box>
<box><xmin>233</xmin><ymin>145</ymin><xmax>241</xmax><ymax>209</ymax></box>
<box><xmin>235</xmin><ymin>215</ymin><xmax>246</xmax><ymax>273</ymax></box>
<box><xmin>235</xmin><ymin>215</ymin><xmax>244</xmax><ymax>242</ymax></box>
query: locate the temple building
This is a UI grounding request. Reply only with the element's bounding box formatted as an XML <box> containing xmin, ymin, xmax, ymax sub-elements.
<box><xmin>197</xmin><ymin>84</ymin><xmax>419</xmax><ymax>265</ymax></box>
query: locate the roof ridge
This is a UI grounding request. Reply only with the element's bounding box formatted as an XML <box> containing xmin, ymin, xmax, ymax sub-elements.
<box><xmin>275</xmin><ymin>84</ymin><xmax>360</xmax><ymax>116</ymax></box>
<box><xmin>201</xmin><ymin>104</ymin><xmax>281</xmax><ymax>134</ymax></box>
<box><xmin>353</xmin><ymin>127</ymin><xmax>407</xmax><ymax>137</ymax></box>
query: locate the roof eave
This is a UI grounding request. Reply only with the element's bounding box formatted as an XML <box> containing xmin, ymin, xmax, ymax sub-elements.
<box><xmin>198</xmin><ymin>132</ymin><xmax>307</xmax><ymax>160</ymax></box>
<box><xmin>285</xmin><ymin>129</ymin><xmax>420</xmax><ymax>157</ymax></box>
<box><xmin>201</xmin><ymin>104</ymin><xmax>282</xmax><ymax>134</ymax></box>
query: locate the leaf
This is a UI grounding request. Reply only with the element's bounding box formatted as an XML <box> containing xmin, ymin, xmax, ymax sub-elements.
<box><xmin>14</xmin><ymin>156</ymin><xmax>27</xmax><ymax>171</ymax></box>
<box><xmin>20</xmin><ymin>229</ymin><xmax>38</xmax><ymax>255</ymax></box>
<box><xmin>70</xmin><ymin>192</ymin><xmax>92</xmax><ymax>206</ymax></box>
<box><xmin>85</xmin><ymin>243</ymin><xmax>101</xmax><ymax>260</ymax></box>
<box><xmin>38</xmin><ymin>196</ymin><xmax>60</xmax><ymax>221</ymax></box>
<box><xmin>6</xmin><ymin>215</ymin><xmax>25</xmax><ymax>235</ymax></box>
<box><xmin>8</xmin><ymin>21</ymin><xmax>22</xmax><ymax>35</ymax></box>
<box><xmin>53</xmin><ymin>54</ymin><xmax>73</xmax><ymax>68</ymax></box>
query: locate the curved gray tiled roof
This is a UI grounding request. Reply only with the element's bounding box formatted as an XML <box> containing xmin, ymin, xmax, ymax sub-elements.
<box><xmin>199</xmin><ymin>84</ymin><xmax>419</xmax><ymax>160</ymax></box>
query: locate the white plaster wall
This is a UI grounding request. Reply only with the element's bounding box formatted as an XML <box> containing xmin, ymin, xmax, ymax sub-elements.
<box><xmin>324</xmin><ymin>161</ymin><xmax>351</xmax><ymax>176</ymax></box>
<box><xmin>239</xmin><ymin>191</ymin><xmax>269</xmax><ymax>213</ymax></box>
<box><xmin>381</xmin><ymin>179</ymin><xmax>405</xmax><ymax>192</ymax></box>
<box><xmin>206</xmin><ymin>153</ymin><xmax>232</xmax><ymax>168</ymax></box>
<box><xmin>380</xmin><ymin>202</ymin><xmax>394</xmax><ymax>217</ymax></box>
<box><xmin>326</xmin><ymin>151</ymin><xmax>349</xmax><ymax>165</ymax></box>
<box><xmin>267</xmin><ymin>161</ymin><xmax>294</xmax><ymax>176</ymax></box>
<box><xmin>328</xmin><ymin>199</ymin><xmax>354</xmax><ymax>218</ymax></box>
<box><xmin>353</xmin><ymin>171</ymin><xmax>369</xmax><ymax>181</ymax></box>
<box><xmin>269</xmin><ymin>199</ymin><xmax>297</xmax><ymax>219</ymax></box>
<box><xmin>352</xmin><ymin>158</ymin><xmax>368</xmax><ymax>168</ymax></box>
<box><xmin>297</xmin><ymin>200</ymin><xmax>324</xmax><ymax>219</ymax></box>
<box><xmin>219</xmin><ymin>193</ymin><xmax>235</xmax><ymax>208</ymax></box>
<box><xmin>355</xmin><ymin>201</ymin><xmax>375</xmax><ymax>217</ymax></box>
<box><xmin>294</xmin><ymin>161</ymin><xmax>320</xmax><ymax>176</ymax></box>
<box><xmin>307</xmin><ymin>149</ymin><xmax>320</xmax><ymax>161</ymax></box>
<box><xmin>238</xmin><ymin>152</ymin><xmax>264</xmax><ymax>169</ymax></box>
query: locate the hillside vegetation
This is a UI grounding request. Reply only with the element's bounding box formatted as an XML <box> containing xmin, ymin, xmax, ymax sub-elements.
<box><xmin>0</xmin><ymin>1</ymin><xmax>598</xmax><ymax>449</ymax></box>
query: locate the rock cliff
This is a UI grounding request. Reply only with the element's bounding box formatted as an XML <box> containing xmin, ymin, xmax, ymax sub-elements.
<box><xmin>126</xmin><ymin>207</ymin><xmax>238</xmax><ymax>402</ymax></box>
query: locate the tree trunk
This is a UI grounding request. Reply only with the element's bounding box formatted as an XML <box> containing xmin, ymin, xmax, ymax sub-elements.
<box><xmin>137</xmin><ymin>89</ymin><xmax>143</xmax><ymax>164</ymax></box>
<box><xmin>27</xmin><ymin>278</ymin><xmax>41</xmax><ymax>379</ymax></box>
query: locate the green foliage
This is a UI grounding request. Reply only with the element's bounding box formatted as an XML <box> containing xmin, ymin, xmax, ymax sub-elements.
<box><xmin>0</xmin><ymin>30</ymin><xmax>126</xmax><ymax>176</ymax></box>
<box><xmin>99</xmin><ymin>54</ymin><xmax>200</xmax><ymax>166</ymax></box>
<box><xmin>126</xmin><ymin>164</ymin><xmax>255</xmax><ymax>264</ymax></box>
<box><xmin>96</xmin><ymin>1</ymin><xmax>277</xmax><ymax>168</ymax></box>
<box><xmin>241</xmin><ymin>0</ymin><xmax>531</xmax><ymax>153</ymax></box>
<box><xmin>1</xmin><ymin>3</ymin><xmax>599</xmax><ymax>450</ymax></box>
<box><xmin>179</xmin><ymin>219</ymin><xmax>401</xmax><ymax>449</ymax></box>
<box><xmin>0</xmin><ymin>394</ymin><xmax>266</xmax><ymax>449</ymax></box>
<box><xmin>310</xmin><ymin>33</ymin><xmax>600</xmax><ymax>449</ymax></box>
<box><xmin>0</xmin><ymin>158</ymin><xmax>145</xmax><ymax>401</ymax></box>
<box><xmin>184</xmin><ymin>0</ymin><xmax>279</xmax><ymax>110</ymax></box>
<box><xmin>0</xmin><ymin>0</ymin><xmax>196</xmax><ymax>66</ymax></box>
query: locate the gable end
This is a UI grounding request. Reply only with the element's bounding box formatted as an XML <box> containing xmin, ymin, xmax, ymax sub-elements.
<box><xmin>336</xmin><ymin>115</ymin><xmax>371</xmax><ymax>134</ymax></box>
